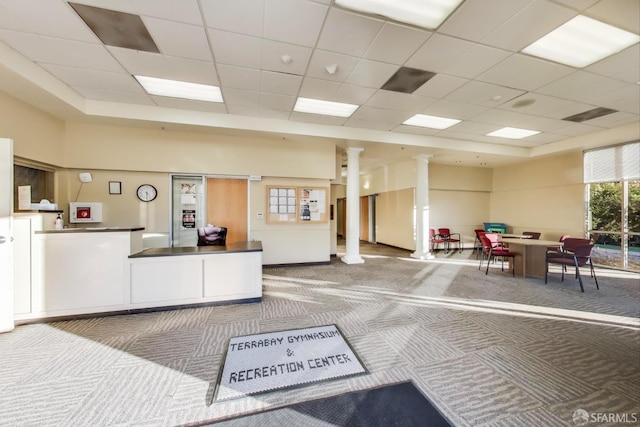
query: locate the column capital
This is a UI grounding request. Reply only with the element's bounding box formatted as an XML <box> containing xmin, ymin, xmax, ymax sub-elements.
<box><xmin>345</xmin><ymin>147</ymin><xmax>364</xmax><ymax>155</ymax></box>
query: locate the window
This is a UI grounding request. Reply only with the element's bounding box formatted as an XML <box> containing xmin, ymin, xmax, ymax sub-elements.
<box><xmin>584</xmin><ymin>142</ymin><xmax>640</xmax><ymax>271</ymax></box>
<box><xmin>13</xmin><ymin>163</ymin><xmax>55</xmax><ymax>210</ymax></box>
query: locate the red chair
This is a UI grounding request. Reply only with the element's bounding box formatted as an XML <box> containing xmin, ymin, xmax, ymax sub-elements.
<box><xmin>430</xmin><ymin>229</ymin><xmax>447</xmax><ymax>252</ymax></box>
<box><xmin>545</xmin><ymin>242</ymin><xmax>598</xmax><ymax>292</ymax></box>
<box><xmin>480</xmin><ymin>233</ymin><xmax>516</xmax><ymax>276</ymax></box>
<box><xmin>438</xmin><ymin>228</ymin><xmax>462</xmax><ymax>252</ymax></box>
<box><xmin>474</xmin><ymin>229</ymin><xmax>486</xmax><ymax>257</ymax></box>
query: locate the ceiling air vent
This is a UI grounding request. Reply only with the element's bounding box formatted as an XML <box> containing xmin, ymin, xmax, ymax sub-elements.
<box><xmin>562</xmin><ymin>107</ymin><xmax>617</xmax><ymax>122</ymax></box>
<box><xmin>70</xmin><ymin>2</ymin><xmax>159</xmax><ymax>53</ymax></box>
<box><xmin>381</xmin><ymin>67</ymin><xmax>436</xmax><ymax>94</ymax></box>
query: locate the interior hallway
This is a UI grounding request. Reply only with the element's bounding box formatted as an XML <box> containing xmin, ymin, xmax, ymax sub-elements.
<box><xmin>1</xmin><ymin>243</ymin><xmax>638</xmax><ymax>426</ymax></box>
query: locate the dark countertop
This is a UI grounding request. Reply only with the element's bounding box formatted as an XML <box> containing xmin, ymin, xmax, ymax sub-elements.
<box><xmin>36</xmin><ymin>227</ymin><xmax>145</xmax><ymax>234</ymax></box>
<box><xmin>129</xmin><ymin>241</ymin><xmax>263</xmax><ymax>258</ymax></box>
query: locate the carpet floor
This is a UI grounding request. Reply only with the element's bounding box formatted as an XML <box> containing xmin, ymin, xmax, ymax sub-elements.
<box><xmin>0</xmin><ymin>241</ymin><xmax>638</xmax><ymax>426</ymax></box>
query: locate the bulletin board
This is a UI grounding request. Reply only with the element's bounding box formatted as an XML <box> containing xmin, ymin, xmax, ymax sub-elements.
<box><xmin>266</xmin><ymin>186</ymin><xmax>298</xmax><ymax>223</ymax></box>
<box><xmin>297</xmin><ymin>187</ymin><xmax>328</xmax><ymax>223</ymax></box>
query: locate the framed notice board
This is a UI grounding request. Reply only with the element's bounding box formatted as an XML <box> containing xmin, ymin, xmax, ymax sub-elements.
<box><xmin>266</xmin><ymin>186</ymin><xmax>297</xmax><ymax>223</ymax></box>
<box><xmin>297</xmin><ymin>187</ymin><xmax>328</xmax><ymax>223</ymax></box>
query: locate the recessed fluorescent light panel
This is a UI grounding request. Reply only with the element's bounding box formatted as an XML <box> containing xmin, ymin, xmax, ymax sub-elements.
<box><xmin>134</xmin><ymin>76</ymin><xmax>223</xmax><ymax>102</ymax></box>
<box><xmin>523</xmin><ymin>15</ymin><xmax>640</xmax><ymax>68</ymax></box>
<box><xmin>487</xmin><ymin>127</ymin><xmax>540</xmax><ymax>139</ymax></box>
<box><xmin>335</xmin><ymin>0</ymin><xmax>463</xmax><ymax>30</ymax></box>
<box><xmin>294</xmin><ymin>97</ymin><xmax>358</xmax><ymax>117</ymax></box>
<box><xmin>403</xmin><ymin>114</ymin><xmax>461</xmax><ymax>130</ymax></box>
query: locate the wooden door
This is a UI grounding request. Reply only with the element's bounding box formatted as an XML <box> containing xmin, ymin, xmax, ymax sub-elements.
<box><xmin>207</xmin><ymin>178</ymin><xmax>247</xmax><ymax>244</ymax></box>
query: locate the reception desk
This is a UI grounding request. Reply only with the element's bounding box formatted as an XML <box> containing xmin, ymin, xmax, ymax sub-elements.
<box><xmin>128</xmin><ymin>242</ymin><xmax>263</xmax><ymax>308</ymax></box>
<box><xmin>14</xmin><ymin>222</ymin><xmax>262</xmax><ymax>322</ymax></box>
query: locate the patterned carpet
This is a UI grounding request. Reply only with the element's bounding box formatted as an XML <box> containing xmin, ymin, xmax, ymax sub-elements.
<box><xmin>1</xmin><ymin>242</ymin><xmax>638</xmax><ymax>426</ymax></box>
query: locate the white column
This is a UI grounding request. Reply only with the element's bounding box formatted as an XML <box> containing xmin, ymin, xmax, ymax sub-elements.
<box><xmin>412</xmin><ymin>154</ymin><xmax>434</xmax><ymax>260</ymax></box>
<box><xmin>341</xmin><ymin>147</ymin><xmax>364</xmax><ymax>265</ymax></box>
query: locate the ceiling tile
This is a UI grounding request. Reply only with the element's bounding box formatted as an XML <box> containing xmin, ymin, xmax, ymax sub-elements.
<box><xmin>260</xmin><ymin>92</ymin><xmax>296</xmax><ymax>110</ymax></box>
<box><xmin>201</xmin><ymin>0</ymin><xmax>264</xmax><ymax>37</ymax></box>
<box><xmin>306</xmin><ymin>50</ymin><xmax>360</xmax><ymax>82</ymax></box>
<box><xmin>439</xmin><ymin>0</ymin><xmax>531</xmax><ymax>42</ymax></box>
<box><xmin>350</xmin><ymin>106</ymin><xmax>411</xmax><ymax>124</ymax></box>
<box><xmin>144</xmin><ymin>17</ymin><xmax>212</xmax><ymax>61</ymax></box>
<box><xmin>75</xmin><ymin>87</ymin><xmax>154</xmax><ymax>105</ymax></box>
<box><xmin>0</xmin><ymin>0</ymin><xmax>98</xmax><ymax>42</ymax></box>
<box><xmin>289</xmin><ymin>111</ymin><xmax>348</xmax><ymax>125</ymax></box>
<box><xmin>420</xmin><ymin>100</ymin><xmax>488</xmax><ymax>120</ymax></box>
<box><xmin>40</xmin><ymin>63</ymin><xmax>141</xmax><ymax>92</ymax></box>
<box><xmin>264</xmin><ymin>0</ymin><xmax>328</xmax><ymax>47</ymax></box>
<box><xmin>108</xmin><ymin>47</ymin><xmax>219</xmax><ymax>84</ymax></box>
<box><xmin>405</xmin><ymin>33</ymin><xmax>475</xmax><ymax>73</ymax></box>
<box><xmin>316</xmin><ymin>8</ymin><xmax>383</xmax><ymax>57</ymax></box>
<box><xmin>587</xmin><ymin>45</ymin><xmax>640</xmax><ymax>84</ymax></box>
<box><xmin>483</xmin><ymin>0</ymin><xmax>578</xmax><ymax>52</ymax></box>
<box><xmin>365</xmin><ymin>90</ymin><xmax>434</xmax><ymax>112</ymax></box>
<box><xmin>413</xmin><ymin>74</ymin><xmax>468</xmax><ymax>99</ymax></box>
<box><xmin>444</xmin><ymin>81</ymin><xmax>526</xmax><ymax>108</ymax></box>
<box><xmin>595</xmin><ymin>84</ymin><xmax>640</xmax><ymax>114</ymax></box>
<box><xmin>223</xmin><ymin>87</ymin><xmax>261</xmax><ymax>107</ymax></box>
<box><xmin>445</xmin><ymin>120</ymin><xmax>499</xmax><ymax>136</ymax></box>
<box><xmin>498</xmin><ymin>93</ymin><xmax>578</xmax><ymax>116</ymax></box>
<box><xmin>299</xmin><ymin>77</ymin><xmax>341</xmax><ymax>99</ymax></box>
<box><xmin>471</xmin><ymin>108</ymin><xmax>537</xmax><ymax>127</ymax></box>
<box><xmin>260</xmin><ymin>70</ymin><xmax>303</xmax><ymax>96</ymax></box>
<box><xmin>209</xmin><ymin>30</ymin><xmax>261</xmax><ymax>68</ymax></box>
<box><xmin>363</xmin><ymin>22</ymin><xmax>431</xmax><ymax>65</ymax></box>
<box><xmin>133</xmin><ymin>0</ymin><xmax>203</xmax><ymax>25</ymax></box>
<box><xmin>536</xmin><ymin>70</ymin><xmax>629</xmax><ymax>106</ymax></box>
<box><xmin>583</xmin><ymin>111</ymin><xmax>639</xmax><ymax>128</ymax></box>
<box><xmin>478</xmin><ymin>54</ymin><xmax>575</xmax><ymax>91</ymax></box>
<box><xmin>393</xmin><ymin>124</ymin><xmax>439</xmax><ymax>136</ymax></box>
<box><xmin>344</xmin><ymin>59</ymin><xmax>398</xmax><ymax>88</ymax></box>
<box><xmin>151</xmin><ymin>95</ymin><xmax>228</xmax><ymax>113</ymax></box>
<box><xmin>440</xmin><ymin>44</ymin><xmax>511</xmax><ymax>79</ymax></box>
<box><xmin>261</xmin><ymin>39</ymin><xmax>312</xmax><ymax>75</ymax></box>
<box><xmin>335</xmin><ymin>83</ymin><xmax>376</xmax><ymax>104</ymax></box>
<box><xmin>585</xmin><ymin>0</ymin><xmax>640</xmax><ymax>33</ymax></box>
<box><xmin>217</xmin><ymin>64</ymin><xmax>261</xmax><ymax>91</ymax></box>
<box><xmin>0</xmin><ymin>29</ymin><xmax>122</xmax><ymax>72</ymax></box>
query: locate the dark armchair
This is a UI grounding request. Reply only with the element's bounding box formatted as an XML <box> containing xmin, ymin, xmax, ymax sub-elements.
<box><xmin>197</xmin><ymin>225</ymin><xmax>227</xmax><ymax>246</ymax></box>
<box><xmin>545</xmin><ymin>241</ymin><xmax>598</xmax><ymax>292</ymax></box>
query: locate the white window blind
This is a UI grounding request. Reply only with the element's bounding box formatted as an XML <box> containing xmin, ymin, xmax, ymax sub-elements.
<box><xmin>584</xmin><ymin>141</ymin><xmax>640</xmax><ymax>183</ymax></box>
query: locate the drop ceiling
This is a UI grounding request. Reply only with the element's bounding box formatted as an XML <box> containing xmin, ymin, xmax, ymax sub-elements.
<box><xmin>0</xmin><ymin>0</ymin><xmax>638</xmax><ymax>172</ymax></box>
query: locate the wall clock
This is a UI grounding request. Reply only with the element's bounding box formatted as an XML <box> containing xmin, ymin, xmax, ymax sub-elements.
<box><xmin>136</xmin><ymin>184</ymin><xmax>157</xmax><ymax>202</ymax></box>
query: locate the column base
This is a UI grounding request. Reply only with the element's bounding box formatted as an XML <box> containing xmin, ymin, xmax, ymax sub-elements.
<box><xmin>411</xmin><ymin>251</ymin><xmax>435</xmax><ymax>260</ymax></box>
<box><xmin>341</xmin><ymin>255</ymin><xmax>365</xmax><ymax>264</ymax></box>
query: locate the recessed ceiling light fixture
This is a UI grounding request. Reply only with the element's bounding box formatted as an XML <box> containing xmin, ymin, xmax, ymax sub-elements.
<box><xmin>294</xmin><ymin>97</ymin><xmax>359</xmax><ymax>117</ymax></box>
<box><xmin>335</xmin><ymin>0</ymin><xmax>464</xmax><ymax>30</ymax></box>
<box><xmin>403</xmin><ymin>114</ymin><xmax>461</xmax><ymax>129</ymax></box>
<box><xmin>134</xmin><ymin>76</ymin><xmax>223</xmax><ymax>102</ymax></box>
<box><xmin>487</xmin><ymin>127</ymin><xmax>540</xmax><ymax>139</ymax></box>
<box><xmin>522</xmin><ymin>15</ymin><xmax>640</xmax><ymax>68</ymax></box>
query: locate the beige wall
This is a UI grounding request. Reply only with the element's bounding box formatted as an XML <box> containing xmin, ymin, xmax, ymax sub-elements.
<box><xmin>368</xmin><ymin>161</ymin><xmax>492</xmax><ymax>250</ymax></box>
<box><xmin>250</xmin><ymin>176</ymin><xmax>331</xmax><ymax>265</ymax></box>
<box><xmin>64</xmin><ymin>122</ymin><xmax>335</xmax><ymax>178</ymax></box>
<box><xmin>491</xmin><ymin>151</ymin><xmax>585</xmax><ymax>241</ymax></box>
<box><xmin>0</xmin><ymin>91</ymin><xmax>65</xmax><ymax>165</ymax></box>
